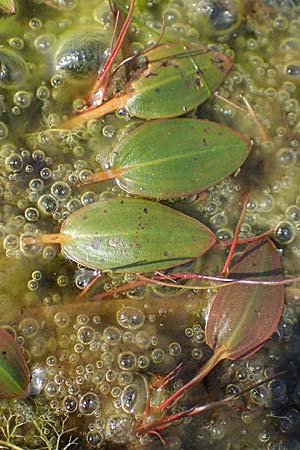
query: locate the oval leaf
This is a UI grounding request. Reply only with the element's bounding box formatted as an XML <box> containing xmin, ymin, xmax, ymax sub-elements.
<box><xmin>62</xmin><ymin>42</ymin><xmax>231</xmax><ymax>128</ymax></box>
<box><xmin>126</xmin><ymin>43</ymin><xmax>232</xmax><ymax>119</ymax></box>
<box><xmin>60</xmin><ymin>197</ymin><xmax>216</xmax><ymax>272</ymax></box>
<box><xmin>0</xmin><ymin>327</ymin><xmax>30</xmax><ymax>399</ymax></box>
<box><xmin>108</xmin><ymin>118</ymin><xmax>252</xmax><ymax>199</ymax></box>
<box><xmin>206</xmin><ymin>238</ymin><xmax>284</xmax><ymax>360</ymax></box>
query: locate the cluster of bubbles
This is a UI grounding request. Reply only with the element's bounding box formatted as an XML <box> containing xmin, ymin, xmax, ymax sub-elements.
<box><xmin>16</xmin><ymin>302</ymin><xmax>199</xmax><ymax>447</ymax></box>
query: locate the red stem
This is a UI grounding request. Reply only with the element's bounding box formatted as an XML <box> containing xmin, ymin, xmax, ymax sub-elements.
<box><xmin>221</xmin><ymin>193</ymin><xmax>250</xmax><ymax>275</ymax></box>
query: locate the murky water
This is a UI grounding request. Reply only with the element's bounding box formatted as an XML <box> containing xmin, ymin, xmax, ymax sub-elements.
<box><xmin>1</xmin><ymin>0</ymin><xmax>300</xmax><ymax>449</ymax></box>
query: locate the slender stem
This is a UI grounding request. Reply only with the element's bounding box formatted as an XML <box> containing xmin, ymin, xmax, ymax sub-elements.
<box><xmin>221</xmin><ymin>193</ymin><xmax>251</xmax><ymax>275</ymax></box>
<box><xmin>241</xmin><ymin>94</ymin><xmax>270</xmax><ymax>143</ymax></box>
<box><xmin>87</xmin><ymin>0</ymin><xmax>135</xmax><ymax>107</ymax></box>
<box><xmin>159</xmin><ymin>349</ymin><xmax>223</xmax><ymax>410</ymax></box>
<box><xmin>91</xmin><ymin>278</ymin><xmax>148</xmax><ymax>301</ymax></box>
<box><xmin>83</xmin><ymin>167</ymin><xmax>125</xmax><ymax>184</ymax></box>
<box><xmin>139</xmin><ymin>369</ymin><xmax>287</xmax><ymax>434</ymax></box>
<box><xmin>39</xmin><ymin>233</ymin><xmax>70</xmax><ymax>245</ymax></box>
<box><xmin>61</xmin><ymin>93</ymin><xmax>127</xmax><ymax>129</ymax></box>
<box><xmin>216</xmin><ymin>228</ymin><xmax>274</xmax><ymax>248</ymax></box>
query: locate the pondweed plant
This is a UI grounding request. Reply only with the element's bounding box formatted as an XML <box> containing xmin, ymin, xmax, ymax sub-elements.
<box><xmin>0</xmin><ymin>0</ymin><xmax>300</xmax><ymax>449</ymax></box>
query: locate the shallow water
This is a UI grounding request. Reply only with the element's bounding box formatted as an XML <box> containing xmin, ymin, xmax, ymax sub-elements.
<box><xmin>1</xmin><ymin>0</ymin><xmax>300</xmax><ymax>449</ymax></box>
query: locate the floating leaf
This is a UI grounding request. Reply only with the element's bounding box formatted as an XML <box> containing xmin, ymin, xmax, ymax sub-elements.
<box><xmin>88</xmin><ymin>118</ymin><xmax>252</xmax><ymax>199</ymax></box>
<box><xmin>125</xmin><ymin>43</ymin><xmax>232</xmax><ymax>119</ymax></box>
<box><xmin>63</xmin><ymin>42</ymin><xmax>232</xmax><ymax>128</ymax></box>
<box><xmin>31</xmin><ymin>197</ymin><xmax>216</xmax><ymax>273</ymax></box>
<box><xmin>0</xmin><ymin>327</ymin><xmax>30</xmax><ymax>399</ymax></box>
<box><xmin>205</xmin><ymin>238</ymin><xmax>284</xmax><ymax>360</ymax></box>
<box><xmin>161</xmin><ymin>238</ymin><xmax>284</xmax><ymax>408</ymax></box>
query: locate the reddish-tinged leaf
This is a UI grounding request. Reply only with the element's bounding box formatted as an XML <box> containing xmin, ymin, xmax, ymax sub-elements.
<box><xmin>161</xmin><ymin>238</ymin><xmax>284</xmax><ymax>409</ymax></box>
<box><xmin>0</xmin><ymin>327</ymin><xmax>30</xmax><ymax>399</ymax></box>
<box><xmin>206</xmin><ymin>238</ymin><xmax>284</xmax><ymax>360</ymax></box>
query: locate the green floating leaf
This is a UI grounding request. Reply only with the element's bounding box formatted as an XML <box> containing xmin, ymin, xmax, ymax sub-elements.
<box><xmin>0</xmin><ymin>327</ymin><xmax>30</xmax><ymax>399</ymax></box>
<box><xmin>0</xmin><ymin>0</ymin><xmax>16</xmax><ymax>15</ymax></box>
<box><xmin>126</xmin><ymin>43</ymin><xmax>232</xmax><ymax>119</ymax></box>
<box><xmin>161</xmin><ymin>238</ymin><xmax>284</xmax><ymax>408</ymax></box>
<box><xmin>104</xmin><ymin>118</ymin><xmax>252</xmax><ymax>199</ymax></box>
<box><xmin>63</xmin><ymin>42</ymin><xmax>231</xmax><ymax>128</ymax></box>
<box><xmin>39</xmin><ymin>197</ymin><xmax>216</xmax><ymax>273</ymax></box>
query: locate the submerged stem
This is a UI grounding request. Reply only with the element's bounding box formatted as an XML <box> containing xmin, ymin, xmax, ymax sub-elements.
<box><xmin>159</xmin><ymin>349</ymin><xmax>224</xmax><ymax>410</ymax></box>
<box><xmin>138</xmin><ymin>369</ymin><xmax>287</xmax><ymax>434</ymax></box>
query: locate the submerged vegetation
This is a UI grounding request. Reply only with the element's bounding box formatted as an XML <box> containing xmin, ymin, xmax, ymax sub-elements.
<box><xmin>1</xmin><ymin>0</ymin><xmax>300</xmax><ymax>449</ymax></box>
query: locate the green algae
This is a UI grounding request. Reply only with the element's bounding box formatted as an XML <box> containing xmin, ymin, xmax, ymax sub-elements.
<box><xmin>1</xmin><ymin>0</ymin><xmax>300</xmax><ymax>449</ymax></box>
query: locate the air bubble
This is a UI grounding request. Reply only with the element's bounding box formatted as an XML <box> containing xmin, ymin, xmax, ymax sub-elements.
<box><xmin>117</xmin><ymin>307</ymin><xmax>145</xmax><ymax>330</ymax></box>
<box><xmin>191</xmin><ymin>348</ymin><xmax>203</xmax><ymax>360</ymax></box>
<box><xmin>40</xmin><ymin>167</ymin><xmax>52</xmax><ymax>179</ymax></box>
<box><xmin>54</xmin><ymin>311</ymin><xmax>70</xmax><ymax>328</ymax></box>
<box><xmin>137</xmin><ymin>355</ymin><xmax>150</xmax><ymax>369</ymax></box>
<box><xmin>275</xmin><ymin>221</ymin><xmax>295</xmax><ymax>244</ymax></box>
<box><xmin>45</xmin><ymin>381</ymin><xmax>58</xmax><ymax>397</ymax></box>
<box><xmin>269</xmin><ymin>379</ymin><xmax>286</xmax><ymax>401</ymax></box>
<box><xmin>79</xmin><ymin>392</ymin><xmax>100</xmax><ymax>415</ymax></box>
<box><xmin>43</xmin><ymin>245</ymin><xmax>57</xmax><ymax>260</ymax></box>
<box><xmin>77</xmin><ymin>326</ymin><xmax>96</xmax><ymax>345</ymax></box>
<box><xmin>277</xmin><ymin>148</ymin><xmax>297</xmax><ymax>168</ymax></box>
<box><xmin>51</xmin><ymin>181</ymin><xmax>71</xmax><ymax>200</ymax></box>
<box><xmin>37</xmin><ymin>194</ymin><xmax>58</xmax><ymax>216</ymax></box>
<box><xmin>168</xmin><ymin>342</ymin><xmax>182</xmax><ymax>356</ymax></box>
<box><xmin>121</xmin><ymin>384</ymin><xmax>138</xmax><ymax>413</ymax></box>
<box><xmin>62</xmin><ymin>395</ymin><xmax>78</xmax><ymax>412</ymax></box>
<box><xmin>20</xmin><ymin>233</ymin><xmax>43</xmax><ymax>257</ymax></box>
<box><xmin>103</xmin><ymin>326</ymin><xmax>121</xmax><ymax>345</ymax></box>
<box><xmin>86</xmin><ymin>431</ymin><xmax>104</xmax><ymax>447</ymax></box>
<box><xmin>0</xmin><ymin>122</ymin><xmax>8</xmax><ymax>140</ymax></box>
<box><xmin>81</xmin><ymin>191</ymin><xmax>97</xmax><ymax>206</ymax></box>
<box><xmin>151</xmin><ymin>348</ymin><xmax>165</xmax><ymax>364</ymax></box>
<box><xmin>135</xmin><ymin>331</ymin><xmax>150</xmax><ymax>349</ymax></box>
<box><xmin>106</xmin><ymin>415</ymin><xmax>133</xmax><ymax>444</ymax></box>
<box><xmin>5</xmin><ymin>153</ymin><xmax>23</xmax><ymax>172</ymax></box>
<box><xmin>118</xmin><ymin>352</ymin><xmax>136</xmax><ymax>370</ymax></box>
<box><xmin>102</xmin><ymin>124</ymin><xmax>116</xmax><ymax>138</ymax></box>
<box><xmin>3</xmin><ymin>234</ymin><xmax>18</xmax><ymax>250</ymax></box>
<box><xmin>73</xmin><ymin>98</ymin><xmax>86</xmax><ymax>112</ymax></box>
<box><xmin>19</xmin><ymin>318</ymin><xmax>39</xmax><ymax>337</ymax></box>
<box><xmin>36</xmin><ymin>85</ymin><xmax>50</xmax><ymax>101</ymax></box>
<box><xmin>57</xmin><ymin>275</ymin><xmax>69</xmax><ymax>287</ymax></box>
<box><xmin>34</xmin><ymin>34</ymin><xmax>56</xmax><ymax>53</ymax></box>
<box><xmin>29</xmin><ymin>178</ymin><xmax>44</xmax><ymax>191</ymax></box>
<box><xmin>25</xmin><ymin>207</ymin><xmax>40</xmax><ymax>222</ymax></box>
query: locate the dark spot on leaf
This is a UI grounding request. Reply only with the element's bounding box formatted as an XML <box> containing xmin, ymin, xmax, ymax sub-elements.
<box><xmin>91</xmin><ymin>237</ymin><xmax>101</xmax><ymax>249</ymax></box>
<box><xmin>164</xmin><ymin>251</ymin><xmax>168</xmax><ymax>256</ymax></box>
<box><xmin>1</xmin><ymin>350</ymin><xmax>7</xmax><ymax>359</ymax></box>
<box><xmin>82</xmin><ymin>215</ymin><xmax>88</xmax><ymax>220</ymax></box>
<box><xmin>143</xmin><ymin>208</ymin><xmax>148</xmax><ymax>214</ymax></box>
<box><xmin>155</xmin><ymin>87</ymin><xmax>160</xmax><ymax>93</ymax></box>
<box><xmin>203</xmin><ymin>138</ymin><xmax>208</xmax><ymax>146</ymax></box>
<box><xmin>145</xmin><ymin>72</ymin><xmax>158</xmax><ymax>78</ymax></box>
